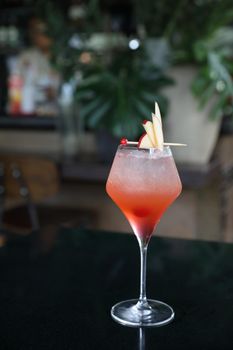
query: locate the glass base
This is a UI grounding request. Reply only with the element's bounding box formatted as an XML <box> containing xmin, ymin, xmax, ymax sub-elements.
<box><xmin>111</xmin><ymin>299</ymin><xmax>174</xmax><ymax>327</ymax></box>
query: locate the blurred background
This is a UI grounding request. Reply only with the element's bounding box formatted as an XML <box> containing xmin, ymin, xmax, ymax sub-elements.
<box><xmin>0</xmin><ymin>0</ymin><xmax>232</xmax><ymax>245</ymax></box>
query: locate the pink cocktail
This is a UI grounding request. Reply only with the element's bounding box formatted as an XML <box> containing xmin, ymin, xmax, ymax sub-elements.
<box><xmin>107</xmin><ymin>145</ymin><xmax>181</xmax><ymax>244</ymax></box>
<box><xmin>106</xmin><ymin>145</ymin><xmax>182</xmax><ymax>327</ymax></box>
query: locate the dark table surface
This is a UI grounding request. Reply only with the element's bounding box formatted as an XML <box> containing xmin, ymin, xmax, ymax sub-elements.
<box><xmin>1</xmin><ymin>228</ymin><xmax>233</xmax><ymax>350</ymax></box>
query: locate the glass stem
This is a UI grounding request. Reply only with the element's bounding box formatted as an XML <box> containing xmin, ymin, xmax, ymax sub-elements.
<box><xmin>137</xmin><ymin>241</ymin><xmax>150</xmax><ymax>309</ymax></box>
<box><xmin>139</xmin><ymin>328</ymin><xmax>145</xmax><ymax>350</ymax></box>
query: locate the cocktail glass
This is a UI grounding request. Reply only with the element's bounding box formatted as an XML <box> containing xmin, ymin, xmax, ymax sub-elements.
<box><xmin>106</xmin><ymin>145</ymin><xmax>182</xmax><ymax>327</ymax></box>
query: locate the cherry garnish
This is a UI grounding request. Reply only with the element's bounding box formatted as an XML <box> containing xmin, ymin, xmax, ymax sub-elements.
<box><xmin>120</xmin><ymin>138</ymin><xmax>128</xmax><ymax>145</ymax></box>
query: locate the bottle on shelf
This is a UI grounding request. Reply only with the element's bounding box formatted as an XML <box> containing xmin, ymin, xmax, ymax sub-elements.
<box><xmin>8</xmin><ymin>67</ymin><xmax>23</xmax><ymax>115</ymax></box>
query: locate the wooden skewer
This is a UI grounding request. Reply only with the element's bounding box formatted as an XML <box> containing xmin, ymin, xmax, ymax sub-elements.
<box><xmin>163</xmin><ymin>142</ymin><xmax>187</xmax><ymax>147</ymax></box>
<box><xmin>125</xmin><ymin>141</ymin><xmax>187</xmax><ymax>147</ymax></box>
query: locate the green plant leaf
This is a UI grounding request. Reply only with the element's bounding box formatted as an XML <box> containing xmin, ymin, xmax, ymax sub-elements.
<box><xmin>79</xmin><ymin>96</ymin><xmax>105</xmax><ymax>118</ymax></box>
<box><xmin>75</xmin><ymin>90</ymin><xmax>94</xmax><ymax>100</ymax></box>
<box><xmin>198</xmin><ymin>83</ymin><xmax>216</xmax><ymax>109</ymax></box>
<box><xmin>75</xmin><ymin>48</ymin><xmax>172</xmax><ymax>138</ymax></box>
<box><xmin>133</xmin><ymin>99</ymin><xmax>152</xmax><ymax>119</ymax></box>
<box><xmin>140</xmin><ymin>91</ymin><xmax>157</xmax><ymax>104</ymax></box>
<box><xmin>208</xmin><ymin>52</ymin><xmax>233</xmax><ymax>95</ymax></box>
<box><xmin>209</xmin><ymin>91</ymin><xmax>228</xmax><ymax>120</ymax></box>
<box><xmin>88</xmin><ymin>100</ymin><xmax>113</xmax><ymax>128</ymax></box>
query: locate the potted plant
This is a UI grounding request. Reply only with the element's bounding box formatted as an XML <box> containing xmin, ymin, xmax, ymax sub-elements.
<box><xmin>135</xmin><ymin>0</ymin><xmax>233</xmax><ymax>164</ymax></box>
<box><xmin>165</xmin><ymin>26</ymin><xmax>233</xmax><ymax>164</ymax></box>
<box><xmin>75</xmin><ymin>47</ymin><xmax>173</xmax><ymax>161</ymax></box>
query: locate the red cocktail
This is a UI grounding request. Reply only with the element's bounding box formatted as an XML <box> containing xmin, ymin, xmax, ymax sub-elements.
<box><xmin>106</xmin><ymin>145</ymin><xmax>182</xmax><ymax>327</ymax></box>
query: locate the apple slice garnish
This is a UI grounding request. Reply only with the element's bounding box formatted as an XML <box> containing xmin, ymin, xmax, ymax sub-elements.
<box><xmin>121</xmin><ymin>102</ymin><xmax>186</xmax><ymax>150</ymax></box>
<box><xmin>138</xmin><ymin>133</ymin><xmax>154</xmax><ymax>148</ymax></box>
<box><xmin>154</xmin><ymin>102</ymin><xmax>162</xmax><ymax>123</ymax></box>
<box><xmin>152</xmin><ymin>113</ymin><xmax>161</xmax><ymax>125</ymax></box>
<box><xmin>142</xmin><ymin>120</ymin><xmax>156</xmax><ymax>146</ymax></box>
<box><xmin>142</xmin><ymin>117</ymin><xmax>164</xmax><ymax>150</ymax></box>
<box><xmin>152</xmin><ymin>114</ymin><xmax>164</xmax><ymax>150</ymax></box>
